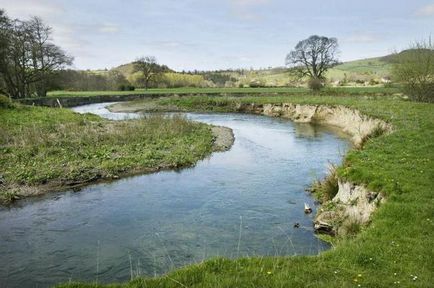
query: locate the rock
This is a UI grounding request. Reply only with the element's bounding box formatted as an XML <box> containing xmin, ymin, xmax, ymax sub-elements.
<box><xmin>211</xmin><ymin>126</ymin><xmax>235</xmax><ymax>152</ymax></box>
<box><xmin>293</xmin><ymin>223</ymin><xmax>300</xmax><ymax>228</ymax></box>
<box><xmin>314</xmin><ymin>221</ymin><xmax>335</xmax><ymax>235</ymax></box>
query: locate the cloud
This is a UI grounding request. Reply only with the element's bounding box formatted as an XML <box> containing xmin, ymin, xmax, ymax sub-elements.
<box><xmin>0</xmin><ymin>0</ymin><xmax>64</xmax><ymax>19</ymax></box>
<box><xmin>97</xmin><ymin>23</ymin><xmax>120</xmax><ymax>34</ymax></box>
<box><xmin>228</xmin><ymin>0</ymin><xmax>271</xmax><ymax>21</ymax></box>
<box><xmin>344</xmin><ymin>32</ymin><xmax>379</xmax><ymax>44</ymax></box>
<box><xmin>416</xmin><ymin>3</ymin><xmax>434</xmax><ymax>16</ymax></box>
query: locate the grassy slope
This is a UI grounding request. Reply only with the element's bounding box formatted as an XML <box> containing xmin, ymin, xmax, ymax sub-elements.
<box><xmin>327</xmin><ymin>57</ymin><xmax>392</xmax><ymax>79</ymax></box>
<box><xmin>45</xmin><ymin>86</ymin><xmax>400</xmax><ymax>98</ymax></box>
<box><xmin>102</xmin><ymin>56</ymin><xmax>392</xmax><ymax>87</ymax></box>
<box><xmin>59</xmin><ymin>95</ymin><xmax>433</xmax><ymax>287</ymax></box>
<box><xmin>0</xmin><ymin>105</ymin><xmax>214</xmax><ymax>203</ymax></box>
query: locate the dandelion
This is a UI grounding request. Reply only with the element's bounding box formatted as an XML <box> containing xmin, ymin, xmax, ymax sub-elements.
<box><xmin>394</xmin><ymin>273</ymin><xmax>397</xmax><ymax>276</ymax></box>
<box><xmin>267</xmin><ymin>271</ymin><xmax>272</xmax><ymax>275</ymax></box>
<box><xmin>358</xmin><ymin>274</ymin><xmax>362</xmax><ymax>277</ymax></box>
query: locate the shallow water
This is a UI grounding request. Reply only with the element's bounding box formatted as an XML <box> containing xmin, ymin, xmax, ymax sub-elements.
<box><xmin>0</xmin><ymin>103</ymin><xmax>350</xmax><ymax>287</ymax></box>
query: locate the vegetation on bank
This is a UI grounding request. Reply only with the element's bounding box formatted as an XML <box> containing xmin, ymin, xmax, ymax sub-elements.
<box><xmin>44</xmin><ymin>86</ymin><xmax>400</xmax><ymax>99</ymax></box>
<box><xmin>0</xmin><ymin>100</ymin><xmax>214</xmax><ymax>204</ymax></box>
<box><xmin>61</xmin><ymin>95</ymin><xmax>434</xmax><ymax>287</ymax></box>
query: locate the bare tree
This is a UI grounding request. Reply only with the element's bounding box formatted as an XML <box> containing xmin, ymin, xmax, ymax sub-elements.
<box><xmin>28</xmin><ymin>17</ymin><xmax>73</xmax><ymax>97</ymax></box>
<box><xmin>286</xmin><ymin>35</ymin><xmax>339</xmax><ymax>89</ymax></box>
<box><xmin>133</xmin><ymin>56</ymin><xmax>161</xmax><ymax>89</ymax></box>
<box><xmin>0</xmin><ymin>11</ymin><xmax>72</xmax><ymax>98</ymax></box>
<box><xmin>391</xmin><ymin>40</ymin><xmax>434</xmax><ymax>103</ymax></box>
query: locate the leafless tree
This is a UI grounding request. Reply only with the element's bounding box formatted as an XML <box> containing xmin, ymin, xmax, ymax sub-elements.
<box><xmin>133</xmin><ymin>56</ymin><xmax>161</xmax><ymax>89</ymax></box>
<box><xmin>391</xmin><ymin>40</ymin><xmax>434</xmax><ymax>102</ymax></box>
<box><xmin>0</xmin><ymin>11</ymin><xmax>72</xmax><ymax>98</ymax></box>
<box><xmin>286</xmin><ymin>35</ymin><xmax>339</xmax><ymax>88</ymax></box>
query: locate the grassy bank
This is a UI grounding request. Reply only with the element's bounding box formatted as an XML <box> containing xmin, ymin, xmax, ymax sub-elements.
<box><xmin>61</xmin><ymin>95</ymin><xmax>433</xmax><ymax>287</ymax></box>
<box><xmin>0</xmin><ymin>104</ymin><xmax>215</xmax><ymax>204</ymax></box>
<box><xmin>44</xmin><ymin>86</ymin><xmax>400</xmax><ymax>98</ymax></box>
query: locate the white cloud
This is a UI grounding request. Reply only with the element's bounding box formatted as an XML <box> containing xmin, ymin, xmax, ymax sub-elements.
<box><xmin>228</xmin><ymin>0</ymin><xmax>271</xmax><ymax>21</ymax></box>
<box><xmin>98</xmin><ymin>23</ymin><xmax>120</xmax><ymax>34</ymax></box>
<box><xmin>0</xmin><ymin>0</ymin><xmax>64</xmax><ymax>19</ymax></box>
<box><xmin>230</xmin><ymin>0</ymin><xmax>270</xmax><ymax>5</ymax></box>
<box><xmin>344</xmin><ymin>32</ymin><xmax>379</xmax><ymax>44</ymax></box>
<box><xmin>416</xmin><ymin>3</ymin><xmax>434</xmax><ymax>16</ymax></box>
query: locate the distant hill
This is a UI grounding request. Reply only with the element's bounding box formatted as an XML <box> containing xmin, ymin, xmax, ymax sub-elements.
<box><xmin>82</xmin><ymin>53</ymin><xmax>407</xmax><ymax>87</ymax></box>
<box><xmin>326</xmin><ymin>56</ymin><xmax>392</xmax><ymax>82</ymax></box>
<box><xmin>112</xmin><ymin>62</ymin><xmax>173</xmax><ymax>78</ymax></box>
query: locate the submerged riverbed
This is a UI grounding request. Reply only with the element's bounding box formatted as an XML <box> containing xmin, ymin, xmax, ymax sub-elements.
<box><xmin>0</xmin><ymin>103</ymin><xmax>350</xmax><ymax>287</ymax></box>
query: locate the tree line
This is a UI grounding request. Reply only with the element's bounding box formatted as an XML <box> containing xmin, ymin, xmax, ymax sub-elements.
<box><xmin>0</xmin><ymin>9</ymin><xmax>431</xmax><ymax>102</ymax></box>
<box><xmin>0</xmin><ymin>10</ymin><xmax>72</xmax><ymax>98</ymax></box>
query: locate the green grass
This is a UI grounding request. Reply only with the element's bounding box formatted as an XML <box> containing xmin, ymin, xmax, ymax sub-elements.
<box><xmin>44</xmin><ymin>86</ymin><xmax>400</xmax><ymax>99</ymax></box>
<box><xmin>327</xmin><ymin>57</ymin><xmax>392</xmax><ymax>79</ymax></box>
<box><xmin>0</xmin><ymin>104</ymin><xmax>214</xmax><ymax>204</ymax></box>
<box><xmin>60</xmin><ymin>95</ymin><xmax>434</xmax><ymax>287</ymax></box>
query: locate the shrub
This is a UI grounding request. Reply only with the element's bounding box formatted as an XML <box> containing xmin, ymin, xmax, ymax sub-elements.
<box><xmin>308</xmin><ymin>77</ymin><xmax>323</xmax><ymax>91</ymax></box>
<box><xmin>391</xmin><ymin>40</ymin><xmax>434</xmax><ymax>103</ymax></box>
<box><xmin>118</xmin><ymin>85</ymin><xmax>136</xmax><ymax>91</ymax></box>
<box><xmin>0</xmin><ymin>95</ymin><xmax>15</xmax><ymax>108</ymax></box>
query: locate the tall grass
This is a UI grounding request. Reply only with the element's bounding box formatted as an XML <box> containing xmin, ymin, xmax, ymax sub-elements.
<box><xmin>0</xmin><ymin>106</ymin><xmax>214</xmax><ymax>203</ymax></box>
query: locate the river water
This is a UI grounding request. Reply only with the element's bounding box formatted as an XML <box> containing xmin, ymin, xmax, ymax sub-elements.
<box><xmin>0</xmin><ymin>103</ymin><xmax>350</xmax><ymax>287</ymax></box>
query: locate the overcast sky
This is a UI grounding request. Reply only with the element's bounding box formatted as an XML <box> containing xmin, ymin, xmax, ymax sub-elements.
<box><xmin>1</xmin><ymin>0</ymin><xmax>433</xmax><ymax>71</ymax></box>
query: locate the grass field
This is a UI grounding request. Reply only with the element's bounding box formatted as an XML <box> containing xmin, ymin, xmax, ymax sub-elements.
<box><xmin>45</xmin><ymin>86</ymin><xmax>401</xmax><ymax>99</ymax></box>
<box><xmin>0</xmin><ymin>102</ymin><xmax>214</xmax><ymax>204</ymax></box>
<box><xmin>58</xmin><ymin>95</ymin><xmax>433</xmax><ymax>287</ymax></box>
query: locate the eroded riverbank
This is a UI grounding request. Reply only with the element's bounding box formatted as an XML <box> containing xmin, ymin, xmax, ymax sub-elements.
<box><xmin>112</xmin><ymin>100</ymin><xmax>393</xmax><ymax>236</ymax></box>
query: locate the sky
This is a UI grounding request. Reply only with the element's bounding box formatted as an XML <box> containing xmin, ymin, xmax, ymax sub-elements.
<box><xmin>0</xmin><ymin>0</ymin><xmax>433</xmax><ymax>71</ymax></box>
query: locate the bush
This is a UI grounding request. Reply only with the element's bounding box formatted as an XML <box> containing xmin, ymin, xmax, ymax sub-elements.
<box><xmin>118</xmin><ymin>85</ymin><xmax>135</xmax><ymax>91</ymax></box>
<box><xmin>249</xmin><ymin>79</ymin><xmax>265</xmax><ymax>88</ymax></box>
<box><xmin>0</xmin><ymin>95</ymin><xmax>15</xmax><ymax>108</ymax></box>
<box><xmin>308</xmin><ymin>78</ymin><xmax>323</xmax><ymax>91</ymax></box>
<box><xmin>391</xmin><ymin>41</ymin><xmax>434</xmax><ymax>103</ymax></box>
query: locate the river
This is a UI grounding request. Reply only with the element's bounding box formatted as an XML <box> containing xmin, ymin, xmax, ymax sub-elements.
<box><xmin>0</xmin><ymin>102</ymin><xmax>350</xmax><ymax>287</ymax></box>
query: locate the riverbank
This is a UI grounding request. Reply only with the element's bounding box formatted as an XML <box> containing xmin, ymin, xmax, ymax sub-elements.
<box><xmin>112</xmin><ymin>99</ymin><xmax>393</xmax><ymax>236</ymax></box>
<box><xmin>0</xmin><ymin>103</ymin><xmax>234</xmax><ymax>205</ymax></box>
<box><xmin>63</xmin><ymin>95</ymin><xmax>434</xmax><ymax>287</ymax></box>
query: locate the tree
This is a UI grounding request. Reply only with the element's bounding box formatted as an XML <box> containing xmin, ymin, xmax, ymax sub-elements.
<box><xmin>391</xmin><ymin>40</ymin><xmax>434</xmax><ymax>103</ymax></box>
<box><xmin>286</xmin><ymin>35</ymin><xmax>339</xmax><ymax>90</ymax></box>
<box><xmin>133</xmin><ymin>56</ymin><xmax>162</xmax><ymax>89</ymax></box>
<box><xmin>0</xmin><ymin>11</ymin><xmax>72</xmax><ymax>98</ymax></box>
<box><xmin>27</xmin><ymin>17</ymin><xmax>73</xmax><ymax>97</ymax></box>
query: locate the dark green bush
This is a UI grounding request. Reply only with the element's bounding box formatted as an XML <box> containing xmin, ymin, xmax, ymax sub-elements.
<box><xmin>0</xmin><ymin>95</ymin><xmax>15</xmax><ymax>108</ymax></box>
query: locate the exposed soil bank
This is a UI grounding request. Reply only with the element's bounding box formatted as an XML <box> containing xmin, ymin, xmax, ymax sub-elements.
<box><xmin>234</xmin><ymin>102</ymin><xmax>392</xmax><ymax>236</ymax></box>
<box><xmin>236</xmin><ymin>103</ymin><xmax>392</xmax><ymax>146</ymax></box>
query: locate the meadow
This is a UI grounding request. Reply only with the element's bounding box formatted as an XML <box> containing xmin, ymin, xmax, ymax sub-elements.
<box><xmin>45</xmin><ymin>86</ymin><xmax>400</xmax><ymax>98</ymax></box>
